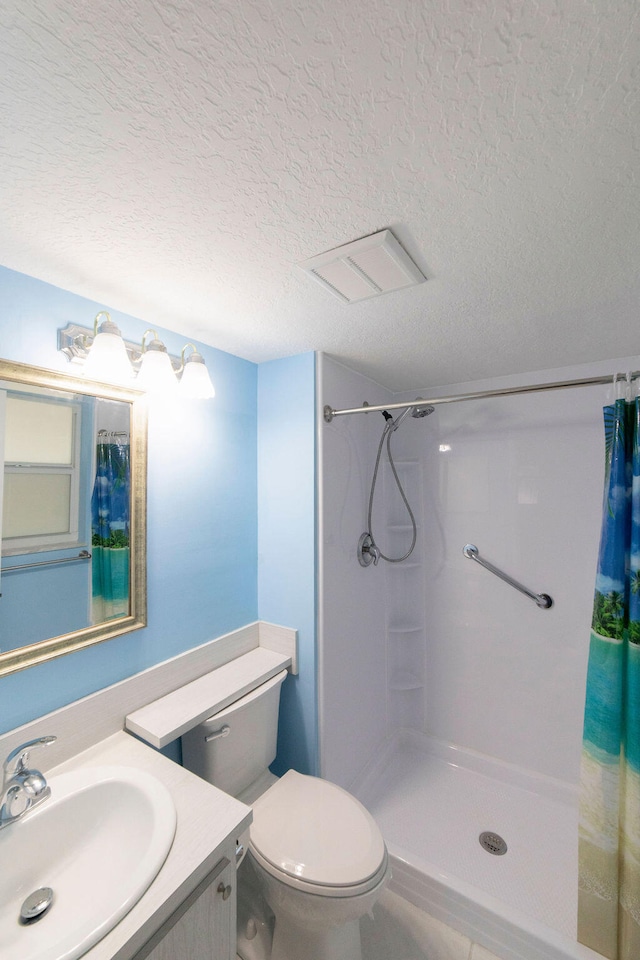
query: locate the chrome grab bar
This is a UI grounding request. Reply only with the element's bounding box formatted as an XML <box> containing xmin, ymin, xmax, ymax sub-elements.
<box><xmin>1</xmin><ymin>550</ymin><xmax>91</xmax><ymax>573</ymax></box>
<box><xmin>463</xmin><ymin>544</ymin><xmax>553</xmax><ymax>609</ymax></box>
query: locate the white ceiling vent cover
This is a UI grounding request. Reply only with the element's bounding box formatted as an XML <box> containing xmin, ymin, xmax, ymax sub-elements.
<box><xmin>298</xmin><ymin>230</ymin><xmax>426</xmax><ymax>303</ymax></box>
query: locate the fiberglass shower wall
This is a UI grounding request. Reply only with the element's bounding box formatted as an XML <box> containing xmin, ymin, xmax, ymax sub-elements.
<box><xmin>319</xmin><ymin>355</ymin><xmax>640</xmax><ymax>791</ymax></box>
<box><xmin>398</xmin><ymin>376</ymin><xmax>606</xmax><ymax>784</ymax></box>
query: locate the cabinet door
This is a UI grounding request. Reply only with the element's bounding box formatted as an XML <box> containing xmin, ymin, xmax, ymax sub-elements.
<box><xmin>135</xmin><ymin>855</ymin><xmax>236</xmax><ymax>960</ymax></box>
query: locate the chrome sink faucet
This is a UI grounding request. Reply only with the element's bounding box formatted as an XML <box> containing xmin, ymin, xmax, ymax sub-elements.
<box><xmin>0</xmin><ymin>736</ymin><xmax>57</xmax><ymax>829</ymax></box>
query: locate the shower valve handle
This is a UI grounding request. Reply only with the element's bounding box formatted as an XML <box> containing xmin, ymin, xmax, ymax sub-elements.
<box><xmin>357</xmin><ymin>533</ymin><xmax>380</xmax><ymax>567</ymax></box>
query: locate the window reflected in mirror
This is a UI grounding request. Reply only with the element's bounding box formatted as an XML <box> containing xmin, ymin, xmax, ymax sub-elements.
<box><xmin>3</xmin><ymin>393</ymin><xmax>81</xmax><ymax>548</ymax></box>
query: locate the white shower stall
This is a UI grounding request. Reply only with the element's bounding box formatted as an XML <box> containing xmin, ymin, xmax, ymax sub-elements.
<box><xmin>317</xmin><ymin>353</ymin><xmax>640</xmax><ymax>960</ymax></box>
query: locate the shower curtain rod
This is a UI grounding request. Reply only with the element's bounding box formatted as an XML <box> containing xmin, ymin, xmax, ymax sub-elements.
<box><xmin>323</xmin><ymin>371</ymin><xmax>640</xmax><ymax>422</ymax></box>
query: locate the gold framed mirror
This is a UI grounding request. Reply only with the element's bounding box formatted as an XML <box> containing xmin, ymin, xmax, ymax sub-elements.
<box><xmin>0</xmin><ymin>358</ymin><xmax>147</xmax><ymax>677</ymax></box>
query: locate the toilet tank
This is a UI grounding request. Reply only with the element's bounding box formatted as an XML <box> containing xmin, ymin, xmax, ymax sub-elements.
<box><xmin>181</xmin><ymin>669</ymin><xmax>287</xmax><ymax>798</ymax></box>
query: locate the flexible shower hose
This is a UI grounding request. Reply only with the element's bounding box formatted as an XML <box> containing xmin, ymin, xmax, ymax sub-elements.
<box><xmin>367</xmin><ymin>420</ymin><xmax>417</xmax><ymax>563</ymax></box>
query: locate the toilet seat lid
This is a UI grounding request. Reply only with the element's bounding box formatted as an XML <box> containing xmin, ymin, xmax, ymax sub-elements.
<box><xmin>250</xmin><ymin>770</ymin><xmax>386</xmax><ymax>887</ymax></box>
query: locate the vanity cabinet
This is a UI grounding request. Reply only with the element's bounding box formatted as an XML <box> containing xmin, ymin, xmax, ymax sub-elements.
<box><xmin>132</xmin><ymin>852</ymin><xmax>236</xmax><ymax>960</ymax></box>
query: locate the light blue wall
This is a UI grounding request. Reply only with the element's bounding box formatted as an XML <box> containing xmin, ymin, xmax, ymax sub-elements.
<box><xmin>0</xmin><ymin>266</ymin><xmax>258</xmax><ymax>734</ymax></box>
<box><xmin>257</xmin><ymin>354</ymin><xmax>317</xmax><ymax>776</ymax></box>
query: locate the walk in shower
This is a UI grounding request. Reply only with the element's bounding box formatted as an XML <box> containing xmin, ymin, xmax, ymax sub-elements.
<box><xmin>317</xmin><ymin>354</ymin><xmax>638</xmax><ymax>960</ymax></box>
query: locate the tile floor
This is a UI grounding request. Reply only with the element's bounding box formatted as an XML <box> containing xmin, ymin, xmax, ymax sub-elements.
<box><xmin>362</xmin><ymin>889</ymin><xmax>504</xmax><ymax>960</ymax></box>
<box><xmin>236</xmin><ymin>888</ymin><xmax>504</xmax><ymax>960</ymax></box>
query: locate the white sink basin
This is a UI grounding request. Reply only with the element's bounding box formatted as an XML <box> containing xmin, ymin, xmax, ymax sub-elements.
<box><xmin>0</xmin><ymin>765</ymin><xmax>177</xmax><ymax>960</ymax></box>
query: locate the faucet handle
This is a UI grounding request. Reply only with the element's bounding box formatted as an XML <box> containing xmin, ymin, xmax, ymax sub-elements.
<box><xmin>357</xmin><ymin>532</ymin><xmax>381</xmax><ymax>567</ymax></box>
<box><xmin>3</xmin><ymin>736</ymin><xmax>57</xmax><ymax>779</ymax></box>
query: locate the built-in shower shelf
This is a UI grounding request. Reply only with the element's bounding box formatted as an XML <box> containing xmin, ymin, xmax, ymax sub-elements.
<box><xmin>387</xmin><ymin>523</ymin><xmax>417</xmax><ymax>531</ymax></box>
<box><xmin>387</xmin><ymin>625</ymin><xmax>424</xmax><ymax>637</ymax></box>
<box><xmin>387</xmin><ymin>560</ymin><xmax>421</xmax><ymax>570</ymax></box>
<box><xmin>389</xmin><ymin>675</ymin><xmax>424</xmax><ymax>691</ymax></box>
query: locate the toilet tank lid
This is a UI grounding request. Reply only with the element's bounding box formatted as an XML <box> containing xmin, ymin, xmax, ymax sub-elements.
<box><xmin>250</xmin><ymin>770</ymin><xmax>386</xmax><ymax>887</ymax></box>
<box><xmin>199</xmin><ymin>668</ymin><xmax>287</xmax><ymax>725</ymax></box>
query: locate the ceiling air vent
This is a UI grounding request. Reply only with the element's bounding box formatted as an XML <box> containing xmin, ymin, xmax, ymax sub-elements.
<box><xmin>298</xmin><ymin>230</ymin><xmax>426</xmax><ymax>304</ymax></box>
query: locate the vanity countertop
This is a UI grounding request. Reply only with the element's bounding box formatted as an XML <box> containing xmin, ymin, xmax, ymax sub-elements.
<box><xmin>52</xmin><ymin>730</ymin><xmax>251</xmax><ymax>960</ymax></box>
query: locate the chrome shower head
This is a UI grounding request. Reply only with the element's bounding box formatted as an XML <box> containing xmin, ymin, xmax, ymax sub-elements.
<box><xmin>411</xmin><ymin>398</ymin><xmax>435</xmax><ymax>419</ymax></box>
<box><xmin>390</xmin><ymin>398</ymin><xmax>435</xmax><ymax>431</ymax></box>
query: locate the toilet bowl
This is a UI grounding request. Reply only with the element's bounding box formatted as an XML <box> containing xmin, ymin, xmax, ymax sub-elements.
<box><xmin>247</xmin><ymin>769</ymin><xmax>390</xmax><ymax>960</ymax></box>
<box><xmin>181</xmin><ymin>671</ymin><xmax>390</xmax><ymax>960</ymax></box>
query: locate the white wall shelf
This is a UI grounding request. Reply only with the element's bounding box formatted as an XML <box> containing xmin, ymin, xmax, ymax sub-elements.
<box><xmin>126</xmin><ymin>647</ymin><xmax>292</xmax><ymax>749</ymax></box>
<box><xmin>389</xmin><ymin>675</ymin><xmax>425</xmax><ymax>691</ymax></box>
<box><xmin>382</xmin><ymin>453</ymin><xmax>426</xmax><ymax>730</ymax></box>
<box><xmin>388</xmin><ymin>625</ymin><xmax>424</xmax><ymax>637</ymax></box>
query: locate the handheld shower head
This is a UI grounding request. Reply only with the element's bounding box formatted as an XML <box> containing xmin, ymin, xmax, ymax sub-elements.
<box><xmin>411</xmin><ymin>398</ymin><xmax>435</xmax><ymax>419</ymax></box>
<box><xmin>388</xmin><ymin>398</ymin><xmax>435</xmax><ymax>431</ymax></box>
<box><xmin>390</xmin><ymin>406</ymin><xmax>413</xmax><ymax>431</ymax></box>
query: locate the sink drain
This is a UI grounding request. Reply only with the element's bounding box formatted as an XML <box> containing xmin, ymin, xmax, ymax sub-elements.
<box><xmin>479</xmin><ymin>831</ymin><xmax>507</xmax><ymax>855</ymax></box>
<box><xmin>19</xmin><ymin>887</ymin><xmax>54</xmax><ymax>924</ymax></box>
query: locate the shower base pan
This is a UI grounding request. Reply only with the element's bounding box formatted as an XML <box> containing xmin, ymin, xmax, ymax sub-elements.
<box><xmin>351</xmin><ymin>730</ymin><xmax>602</xmax><ymax>960</ymax></box>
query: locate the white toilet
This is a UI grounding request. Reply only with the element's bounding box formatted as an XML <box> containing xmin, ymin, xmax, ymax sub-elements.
<box><xmin>181</xmin><ymin>670</ymin><xmax>390</xmax><ymax>960</ymax></box>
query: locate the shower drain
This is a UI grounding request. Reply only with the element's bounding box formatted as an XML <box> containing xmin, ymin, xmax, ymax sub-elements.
<box><xmin>479</xmin><ymin>831</ymin><xmax>507</xmax><ymax>856</ymax></box>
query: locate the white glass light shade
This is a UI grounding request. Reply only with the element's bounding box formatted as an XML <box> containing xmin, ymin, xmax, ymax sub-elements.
<box><xmin>136</xmin><ymin>343</ymin><xmax>178</xmax><ymax>393</ymax></box>
<box><xmin>179</xmin><ymin>352</ymin><xmax>215</xmax><ymax>399</ymax></box>
<box><xmin>82</xmin><ymin>319</ymin><xmax>134</xmax><ymax>384</ymax></box>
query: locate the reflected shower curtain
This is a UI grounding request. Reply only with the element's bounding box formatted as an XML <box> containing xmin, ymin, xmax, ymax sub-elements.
<box><xmin>91</xmin><ymin>434</ymin><xmax>130</xmax><ymax>622</ymax></box>
<box><xmin>579</xmin><ymin>394</ymin><xmax>640</xmax><ymax>959</ymax></box>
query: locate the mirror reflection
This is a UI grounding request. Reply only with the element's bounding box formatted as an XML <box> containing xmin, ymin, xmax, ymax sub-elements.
<box><xmin>0</xmin><ymin>359</ymin><xmax>147</xmax><ymax>676</ymax></box>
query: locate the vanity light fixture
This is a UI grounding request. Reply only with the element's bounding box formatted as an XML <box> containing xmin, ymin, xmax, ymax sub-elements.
<box><xmin>58</xmin><ymin>316</ymin><xmax>216</xmax><ymax>399</ymax></box>
<box><xmin>136</xmin><ymin>330</ymin><xmax>178</xmax><ymax>393</ymax></box>
<box><xmin>81</xmin><ymin>312</ymin><xmax>135</xmax><ymax>384</ymax></box>
<box><xmin>178</xmin><ymin>344</ymin><xmax>216</xmax><ymax>399</ymax></box>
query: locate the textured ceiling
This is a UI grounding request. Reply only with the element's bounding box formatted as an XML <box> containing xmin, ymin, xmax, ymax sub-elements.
<box><xmin>1</xmin><ymin>0</ymin><xmax>639</xmax><ymax>391</ymax></box>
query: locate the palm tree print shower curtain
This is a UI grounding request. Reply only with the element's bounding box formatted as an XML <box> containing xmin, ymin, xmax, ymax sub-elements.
<box><xmin>579</xmin><ymin>395</ymin><xmax>640</xmax><ymax>959</ymax></box>
<box><xmin>91</xmin><ymin>434</ymin><xmax>130</xmax><ymax>622</ymax></box>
